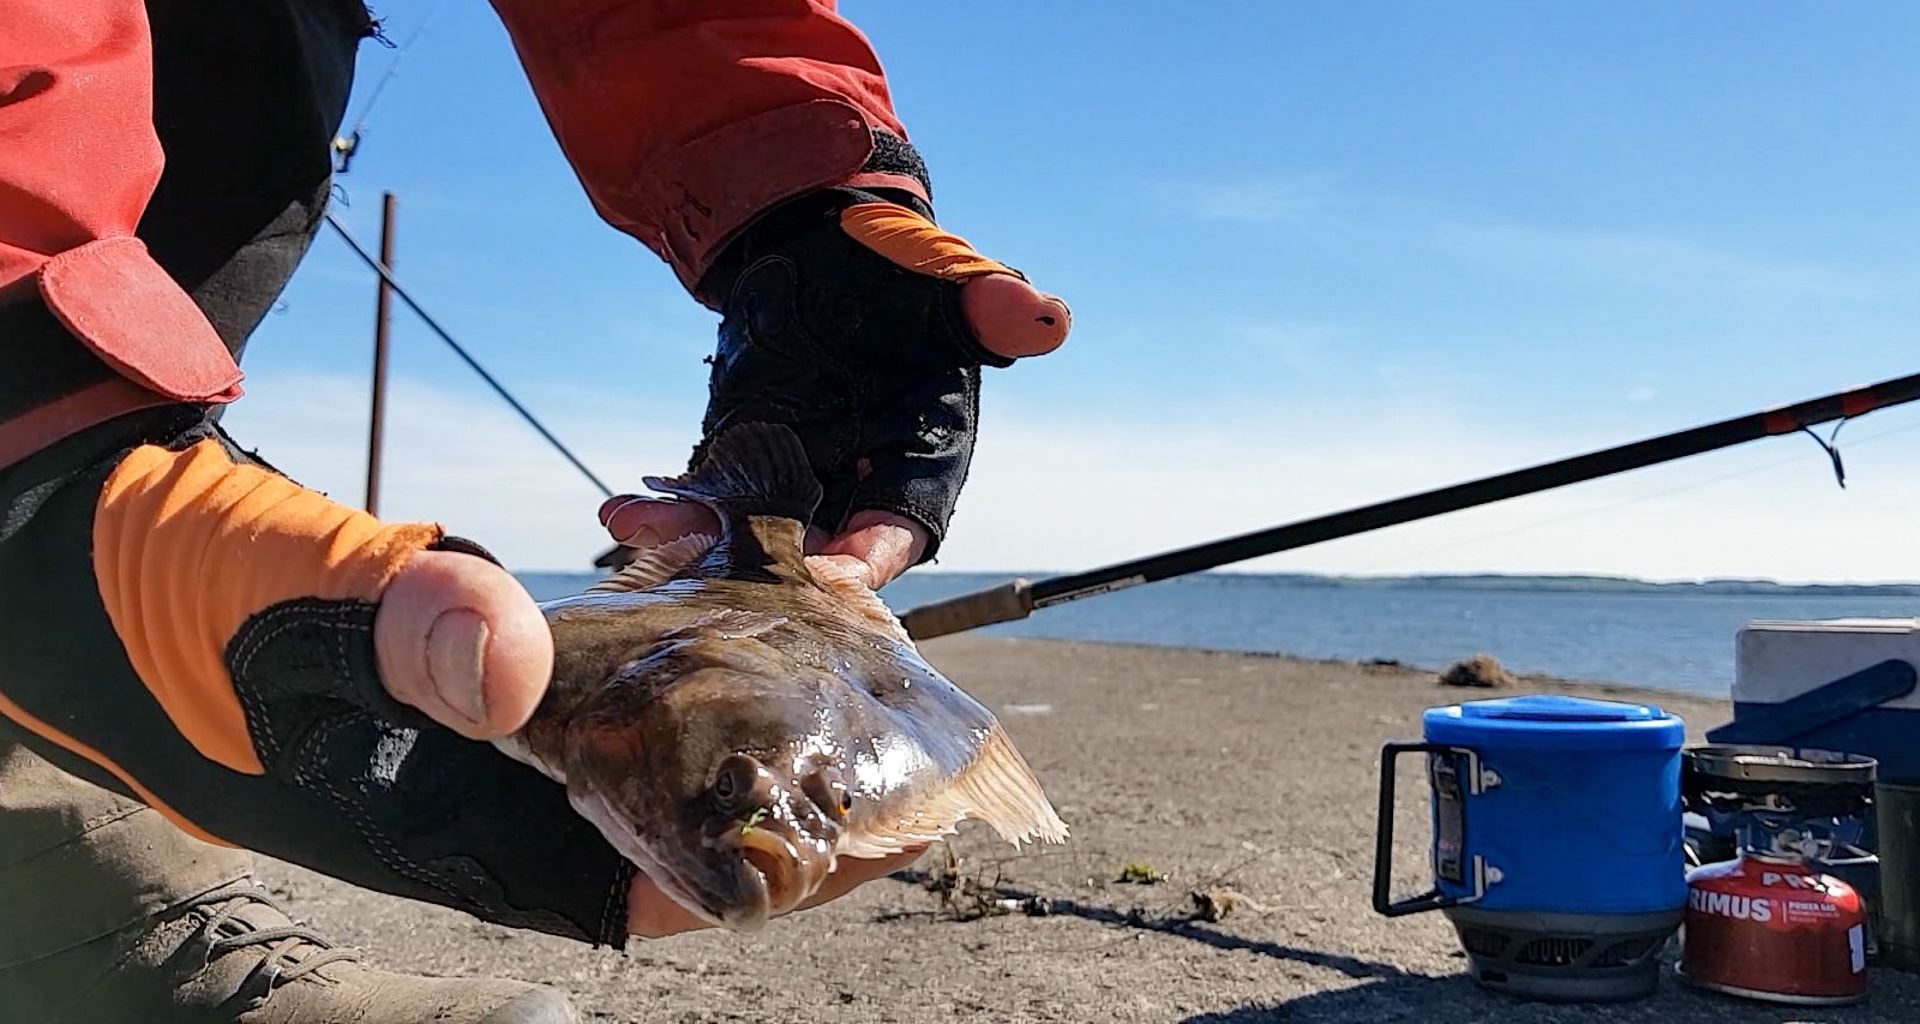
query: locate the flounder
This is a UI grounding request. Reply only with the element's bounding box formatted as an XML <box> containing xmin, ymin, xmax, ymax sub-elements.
<box><xmin>494</xmin><ymin>422</ymin><xmax>1069</xmax><ymax>931</ymax></box>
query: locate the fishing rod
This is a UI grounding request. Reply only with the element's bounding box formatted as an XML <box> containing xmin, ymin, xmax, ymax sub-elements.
<box><xmin>897</xmin><ymin>368</ymin><xmax>1920</xmax><ymax>641</ymax></box>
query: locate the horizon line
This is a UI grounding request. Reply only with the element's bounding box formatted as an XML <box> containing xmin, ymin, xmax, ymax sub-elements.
<box><xmin>508</xmin><ymin>565</ymin><xmax>1920</xmax><ymax>590</ymax></box>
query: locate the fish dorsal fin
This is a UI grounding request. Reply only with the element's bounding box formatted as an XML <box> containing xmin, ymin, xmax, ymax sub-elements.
<box><xmin>804</xmin><ymin>555</ymin><xmax>914</xmax><ymax>647</ymax></box>
<box><xmin>588</xmin><ymin>532</ymin><xmax>718</xmax><ymax>593</ymax></box>
<box><xmin>642</xmin><ymin>422</ymin><xmax>823</xmax><ymax>524</ymax></box>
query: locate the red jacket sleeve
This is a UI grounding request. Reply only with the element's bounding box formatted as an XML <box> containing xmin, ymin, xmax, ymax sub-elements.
<box><xmin>0</xmin><ymin>1</ymin><xmax>242</xmax><ymax>411</ymax></box>
<box><xmin>486</xmin><ymin>0</ymin><xmax>930</xmax><ymax>303</ymax></box>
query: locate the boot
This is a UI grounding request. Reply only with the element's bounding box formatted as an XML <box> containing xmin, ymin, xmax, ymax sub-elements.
<box><xmin>0</xmin><ymin>739</ymin><xmax>578</xmax><ymax>1023</ymax></box>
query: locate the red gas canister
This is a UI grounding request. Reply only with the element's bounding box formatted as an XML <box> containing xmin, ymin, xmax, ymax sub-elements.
<box><xmin>1681</xmin><ymin>853</ymin><xmax>1868</xmax><ymax>1005</ymax></box>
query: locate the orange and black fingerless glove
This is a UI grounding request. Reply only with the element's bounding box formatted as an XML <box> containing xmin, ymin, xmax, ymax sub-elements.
<box><xmin>0</xmin><ymin>404</ymin><xmax>635</xmax><ymax>947</ymax></box>
<box><xmin>688</xmin><ymin>132</ymin><xmax>1068</xmax><ymax>561</ymax></box>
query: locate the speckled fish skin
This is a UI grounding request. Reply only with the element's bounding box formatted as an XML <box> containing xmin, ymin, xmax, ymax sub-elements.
<box><xmin>493</xmin><ymin>422</ymin><xmax>1068</xmax><ymax>933</ymax></box>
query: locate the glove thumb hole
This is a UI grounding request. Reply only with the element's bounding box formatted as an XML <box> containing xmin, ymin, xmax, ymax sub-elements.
<box><xmin>846</xmin><ymin>455</ymin><xmax>953</xmax><ymax>568</ymax></box>
<box><xmin>959</xmin><ymin>273</ymin><xmax>1071</xmax><ymax>359</ymax></box>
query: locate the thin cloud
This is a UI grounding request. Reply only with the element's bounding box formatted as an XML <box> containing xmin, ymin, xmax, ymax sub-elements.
<box><xmin>1155</xmin><ymin>173</ymin><xmax>1889</xmax><ymax>301</ymax></box>
<box><xmin>1430</xmin><ymin>218</ymin><xmax>1884</xmax><ymax>301</ymax></box>
<box><xmin>1163</xmin><ymin>173</ymin><xmax>1344</xmax><ymax>224</ymax></box>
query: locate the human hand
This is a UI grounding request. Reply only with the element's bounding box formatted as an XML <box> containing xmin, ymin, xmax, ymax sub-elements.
<box><xmin>600</xmin><ymin>184</ymin><xmax>1070</xmax><ymax>590</ymax></box>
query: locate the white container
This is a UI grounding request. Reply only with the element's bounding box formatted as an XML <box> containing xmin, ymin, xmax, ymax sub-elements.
<box><xmin>1711</xmin><ymin>618</ymin><xmax>1920</xmax><ymax>778</ymax></box>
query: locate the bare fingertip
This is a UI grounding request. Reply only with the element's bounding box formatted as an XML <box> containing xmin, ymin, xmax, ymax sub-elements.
<box><xmin>960</xmin><ymin>274</ymin><xmax>1071</xmax><ymax>359</ymax></box>
<box><xmin>597</xmin><ymin>495</ymin><xmax>637</xmax><ymax>527</ymax></box>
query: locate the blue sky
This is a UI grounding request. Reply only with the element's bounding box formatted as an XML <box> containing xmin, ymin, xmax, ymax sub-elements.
<box><xmin>226</xmin><ymin>3</ymin><xmax>1920</xmax><ymax>582</ymax></box>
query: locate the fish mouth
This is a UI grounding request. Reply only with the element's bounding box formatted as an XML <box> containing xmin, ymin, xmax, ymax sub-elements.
<box><xmin>716</xmin><ymin>817</ymin><xmax>835</xmax><ymax>920</ymax></box>
<box><xmin>568</xmin><ymin>785</ymin><xmax>779</xmax><ymax>933</ymax></box>
<box><xmin>716</xmin><ymin>855</ymin><xmax>773</xmax><ymax>932</ymax></box>
<box><xmin>630</xmin><ymin>834</ymin><xmax>776</xmax><ymax>934</ymax></box>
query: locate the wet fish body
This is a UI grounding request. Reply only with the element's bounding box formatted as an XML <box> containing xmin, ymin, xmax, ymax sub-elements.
<box><xmin>493</xmin><ymin>422</ymin><xmax>1068</xmax><ymax>931</ymax></box>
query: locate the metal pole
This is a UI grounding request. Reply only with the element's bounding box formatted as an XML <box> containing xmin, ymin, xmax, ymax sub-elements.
<box><xmin>365</xmin><ymin>191</ymin><xmax>396</xmax><ymax>514</ymax></box>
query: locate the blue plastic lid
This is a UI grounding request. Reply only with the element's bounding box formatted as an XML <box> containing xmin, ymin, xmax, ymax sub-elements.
<box><xmin>1462</xmin><ymin>694</ymin><xmax>1666</xmax><ymax>722</ymax></box>
<box><xmin>1423</xmin><ymin>694</ymin><xmax>1685</xmax><ymax>751</ymax></box>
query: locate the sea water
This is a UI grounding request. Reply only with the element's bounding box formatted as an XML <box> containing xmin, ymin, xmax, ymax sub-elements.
<box><xmin>513</xmin><ymin>571</ymin><xmax>1918</xmax><ymax>700</ymax></box>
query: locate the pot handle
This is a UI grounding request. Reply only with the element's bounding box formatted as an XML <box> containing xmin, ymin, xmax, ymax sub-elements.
<box><xmin>1820</xmin><ymin>842</ymin><xmax>1880</xmax><ymax>870</ymax></box>
<box><xmin>1373</xmin><ymin>741</ymin><xmax>1493</xmax><ymax>918</ymax></box>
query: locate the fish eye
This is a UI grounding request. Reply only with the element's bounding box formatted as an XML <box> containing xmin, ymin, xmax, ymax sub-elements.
<box><xmin>709</xmin><ymin>754</ymin><xmax>761</xmax><ymax>812</ymax></box>
<box><xmin>802</xmin><ymin>769</ymin><xmax>853</xmax><ymax>821</ymax></box>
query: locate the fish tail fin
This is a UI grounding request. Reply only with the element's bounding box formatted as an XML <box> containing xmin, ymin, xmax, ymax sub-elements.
<box><xmin>643</xmin><ymin>422</ymin><xmax>823</xmax><ymax>525</ymax></box>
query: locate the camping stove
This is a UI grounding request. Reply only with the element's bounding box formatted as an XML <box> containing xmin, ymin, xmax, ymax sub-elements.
<box><xmin>1683</xmin><ymin>744</ymin><xmax>1878</xmax><ymax>867</ymax></box>
<box><xmin>1678</xmin><ymin>746</ymin><xmax>1876</xmax><ymax>1005</ymax></box>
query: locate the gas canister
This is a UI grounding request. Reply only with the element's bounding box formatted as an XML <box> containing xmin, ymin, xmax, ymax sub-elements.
<box><xmin>1678</xmin><ymin>746</ymin><xmax>1877</xmax><ymax>1005</ymax></box>
<box><xmin>1681</xmin><ymin>854</ymin><xmax>1867</xmax><ymax>1005</ymax></box>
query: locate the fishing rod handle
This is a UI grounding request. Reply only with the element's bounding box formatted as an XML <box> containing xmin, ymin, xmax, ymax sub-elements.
<box><xmin>900</xmin><ymin>578</ymin><xmax>1035</xmax><ymax>641</ymax></box>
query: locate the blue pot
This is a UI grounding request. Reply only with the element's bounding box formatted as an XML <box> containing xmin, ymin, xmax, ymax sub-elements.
<box><xmin>1377</xmin><ymin>693</ymin><xmax>1690</xmax><ymax>916</ymax></box>
<box><xmin>1372</xmin><ymin>694</ymin><xmax>1691</xmax><ymax>1002</ymax></box>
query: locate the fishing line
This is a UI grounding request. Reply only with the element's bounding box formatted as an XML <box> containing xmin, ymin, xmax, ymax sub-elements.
<box><xmin>1344</xmin><ymin>411</ymin><xmax>1920</xmax><ymax>575</ymax></box>
<box><xmin>333</xmin><ymin>0</ymin><xmax>450</xmax><ymax>174</ymax></box>
<box><xmin>322</xmin><ymin>212</ymin><xmax>618</xmax><ymax>499</ymax></box>
<box><xmin>317</xmin><ymin>3</ymin><xmax>622</xmax><ymax>505</ymax></box>
<box><xmin>1801</xmin><ymin>417</ymin><xmax>1849</xmax><ymax>488</ymax></box>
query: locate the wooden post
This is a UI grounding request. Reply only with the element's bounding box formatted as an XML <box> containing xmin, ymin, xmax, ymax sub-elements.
<box><xmin>365</xmin><ymin>191</ymin><xmax>396</xmax><ymax>514</ymax></box>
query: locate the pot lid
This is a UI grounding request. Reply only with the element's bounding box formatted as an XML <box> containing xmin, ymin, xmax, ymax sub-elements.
<box><xmin>1423</xmin><ymin>694</ymin><xmax>1685</xmax><ymax>751</ymax></box>
<box><xmin>1459</xmin><ymin>694</ymin><xmax>1666</xmax><ymax>722</ymax></box>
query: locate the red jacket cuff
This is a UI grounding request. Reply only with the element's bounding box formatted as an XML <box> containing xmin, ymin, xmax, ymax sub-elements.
<box><xmin>488</xmin><ymin>0</ymin><xmax>928</xmax><ymax>302</ymax></box>
<box><xmin>620</xmin><ymin>100</ymin><xmax>930</xmax><ymax>301</ymax></box>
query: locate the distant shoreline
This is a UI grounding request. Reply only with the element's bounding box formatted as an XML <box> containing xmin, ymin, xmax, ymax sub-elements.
<box><xmin>517</xmin><ymin>567</ymin><xmax>1920</xmax><ymax>599</ymax></box>
<box><xmin>1134</xmin><ymin>571</ymin><xmax>1920</xmax><ymax>598</ymax></box>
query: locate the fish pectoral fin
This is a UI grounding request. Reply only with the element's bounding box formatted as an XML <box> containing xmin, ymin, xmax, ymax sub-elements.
<box><xmin>588</xmin><ymin>532</ymin><xmax>719</xmax><ymax>593</ymax></box>
<box><xmin>840</xmin><ymin>725</ymin><xmax>1070</xmax><ymax>858</ymax></box>
<box><xmin>804</xmin><ymin>555</ymin><xmax>914</xmax><ymax>647</ymax></box>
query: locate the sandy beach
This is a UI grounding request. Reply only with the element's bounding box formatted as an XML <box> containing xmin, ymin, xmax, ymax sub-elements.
<box><xmin>257</xmin><ymin>636</ymin><xmax>1920</xmax><ymax>1023</ymax></box>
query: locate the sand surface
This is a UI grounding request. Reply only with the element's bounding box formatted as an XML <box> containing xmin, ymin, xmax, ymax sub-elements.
<box><xmin>258</xmin><ymin>636</ymin><xmax>1920</xmax><ymax>1023</ymax></box>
